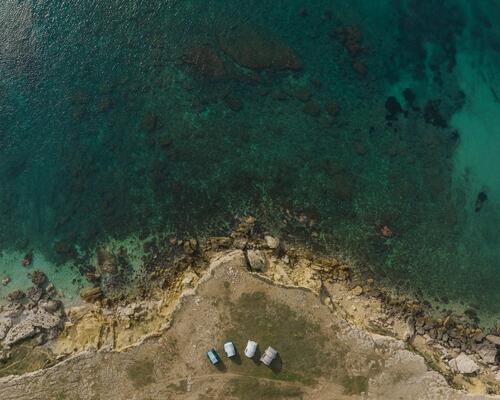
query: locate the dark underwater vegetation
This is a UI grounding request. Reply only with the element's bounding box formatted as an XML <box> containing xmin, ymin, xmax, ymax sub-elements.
<box><xmin>0</xmin><ymin>0</ymin><xmax>499</xmax><ymax>325</ymax></box>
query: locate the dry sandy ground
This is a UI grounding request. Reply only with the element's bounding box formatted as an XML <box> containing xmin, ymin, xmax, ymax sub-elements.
<box><xmin>0</xmin><ymin>250</ymin><xmax>496</xmax><ymax>399</ymax></box>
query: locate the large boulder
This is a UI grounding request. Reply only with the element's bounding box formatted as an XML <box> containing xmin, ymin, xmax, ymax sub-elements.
<box><xmin>448</xmin><ymin>354</ymin><xmax>480</xmax><ymax>375</ymax></box>
<box><xmin>218</xmin><ymin>24</ymin><xmax>302</xmax><ymax>71</ymax></box>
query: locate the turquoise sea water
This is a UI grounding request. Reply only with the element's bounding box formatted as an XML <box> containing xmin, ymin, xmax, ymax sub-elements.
<box><xmin>0</xmin><ymin>1</ymin><xmax>499</xmax><ymax>323</ymax></box>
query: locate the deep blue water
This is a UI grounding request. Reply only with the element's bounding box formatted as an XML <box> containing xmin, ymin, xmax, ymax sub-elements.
<box><xmin>1</xmin><ymin>0</ymin><xmax>499</xmax><ymax>323</ymax></box>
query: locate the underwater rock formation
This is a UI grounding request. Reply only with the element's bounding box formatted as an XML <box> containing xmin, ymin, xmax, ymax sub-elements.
<box><xmin>218</xmin><ymin>23</ymin><xmax>302</xmax><ymax>71</ymax></box>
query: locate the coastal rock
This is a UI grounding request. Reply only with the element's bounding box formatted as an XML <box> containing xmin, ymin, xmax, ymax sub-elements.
<box><xmin>476</xmin><ymin>342</ymin><xmax>498</xmax><ymax>365</ymax></box>
<box><xmin>233</xmin><ymin>237</ymin><xmax>248</xmax><ymax>250</ymax></box>
<box><xmin>26</xmin><ymin>287</ymin><xmax>44</xmax><ymax>302</ymax></box>
<box><xmin>0</xmin><ymin>317</ymin><xmax>13</xmax><ymax>340</ymax></box>
<box><xmin>30</xmin><ymin>270</ymin><xmax>47</xmax><ymax>287</ymax></box>
<box><xmin>30</xmin><ymin>309</ymin><xmax>62</xmax><ymax>330</ymax></box>
<box><xmin>7</xmin><ymin>290</ymin><xmax>25</xmax><ymax>302</ymax></box>
<box><xmin>486</xmin><ymin>335</ymin><xmax>500</xmax><ymax>346</ymax></box>
<box><xmin>264</xmin><ymin>235</ymin><xmax>280</xmax><ymax>250</ymax></box>
<box><xmin>246</xmin><ymin>250</ymin><xmax>267</xmax><ymax>272</ymax></box>
<box><xmin>40</xmin><ymin>300</ymin><xmax>61</xmax><ymax>313</ymax></box>
<box><xmin>448</xmin><ymin>353</ymin><xmax>480</xmax><ymax>375</ymax></box>
<box><xmin>80</xmin><ymin>287</ymin><xmax>103</xmax><ymax>303</ymax></box>
<box><xmin>208</xmin><ymin>236</ymin><xmax>232</xmax><ymax>250</ymax></box>
<box><xmin>404</xmin><ymin>317</ymin><xmax>416</xmax><ymax>343</ymax></box>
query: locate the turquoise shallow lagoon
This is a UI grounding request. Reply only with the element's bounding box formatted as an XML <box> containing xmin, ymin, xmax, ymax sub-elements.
<box><xmin>0</xmin><ymin>1</ymin><xmax>499</xmax><ymax>325</ymax></box>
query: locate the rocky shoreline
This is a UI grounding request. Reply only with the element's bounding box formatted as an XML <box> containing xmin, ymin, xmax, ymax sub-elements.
<box><xmin>1</xmin><ymin>216</ymin><xmax>500</xmax><ymax>396</ymax></box>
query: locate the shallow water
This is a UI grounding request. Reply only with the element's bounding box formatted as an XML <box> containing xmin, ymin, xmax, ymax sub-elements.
<box><xmin>0</xmin><ymin>1</ymin><xmax>499</xmax><ymax>324</ymax></box>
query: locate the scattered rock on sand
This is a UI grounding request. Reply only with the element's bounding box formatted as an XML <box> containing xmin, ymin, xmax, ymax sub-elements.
<box><xmin>1</xmin><ymin>276</ymin><xmax>10</xmax><ymax>286</ymax></box>
<box><xmin>449</xmin><ymin>353</ymin><xmax>480</xmax><ymax>375</ymax></box>
<box><xmin>246</xmin><ymin>250</ymin><xmax>267</xmax><ymax>272</ymax></box>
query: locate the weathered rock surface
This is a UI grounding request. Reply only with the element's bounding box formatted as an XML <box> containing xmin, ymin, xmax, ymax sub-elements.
<box><xmin>3</xmin><ymin>320</ymin><xmax>37</xmax><ymax>346</ymax></box>
<box><xmin>246</xmin><ymin>249</ymin><xmax>267</xmax><ymax>271</ymax></box>
<box><xmin>449</xmin><ymin>353</ymin><xmax>480</xmax><ymax>375</ymax></box>
<box><xmin>1</xmin><ymin>309</ymin><xmax>63</xmax><ymax>346</ymax></box>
